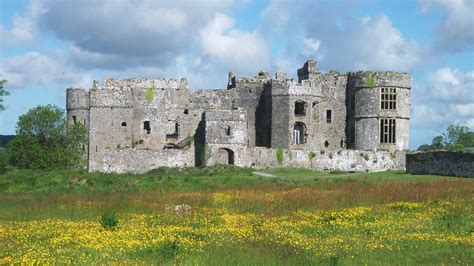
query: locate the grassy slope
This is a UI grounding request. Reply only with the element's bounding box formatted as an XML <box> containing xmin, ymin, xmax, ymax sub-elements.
<box><xmin>0</xmin><ymin>166</ymin><xmax>459</xmax><ymax>194</ymax></box>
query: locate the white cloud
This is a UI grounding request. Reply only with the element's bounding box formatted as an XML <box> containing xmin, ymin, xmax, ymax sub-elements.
<box><xmin>261</xmin><ymin>2</ymin><xmax>423</xmax><ymax>72</ymax></box>
<box><xmin>199</xmin><ymin>13</ymin><xmax>269</xmax><ymax>74</ymax></box>
<box><xmin>428</xmin><ymin>67</ymin><xmax>474</xmax><ymax>103</ymax></box>
<box><xmin>302</xmin><ymin>37</ymin><xmax>321</xmax><ymax>57</ymax></box>
<box><xmin>0</xmin><ymin>52</ymin><xmax>85</xmax><ymax>89</ymax></box>
<box><xmin>420</xmin><ymin>0</ymin><xmax>474</xmax><ymax>52</ymax></box>
<box><xmin>0</xmin><ymin>1</ymin><xmax>45</xmax><ymax>47</ymax></box>
<box><xmin>310</xmin><ymin>15</ymin><xmax>422</xmax><ymax>71</ymax></box>
<box><xmin>411</xmin><ymin>67</ymin><xmax>474</xmax><ymax>131</ymax></box>
<box><xmin>36</xmin><ymin>0</ymin><xmax>239</xmax><ymax>69</ymax></box>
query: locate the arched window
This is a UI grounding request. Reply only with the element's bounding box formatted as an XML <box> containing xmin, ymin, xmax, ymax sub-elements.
<box><xmin>293</xmin><ymin>122</ymin><xmax>307</xmax><ymax>144</ymax></box>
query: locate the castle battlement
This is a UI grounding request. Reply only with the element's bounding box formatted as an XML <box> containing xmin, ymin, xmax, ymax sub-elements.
<box><xmin>101</xmin><ymin>77</ymin><xmax>188</xmax><ymax>90</ymax></box>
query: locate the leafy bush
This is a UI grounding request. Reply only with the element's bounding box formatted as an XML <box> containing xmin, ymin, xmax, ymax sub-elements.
<box><xmin>0</xmin><ymin>148</ymin><xmax>8</xmax><ymax>174</ymax></box>
<box><xmin>449</xmin><ymin>144</ymin><xmax>464</xmax><ymax>152</ymax></box>
<box><xmin>100</xmin><ymin>213</ymin><xmax>118</xmax><ymax>230</ymax></box>
<box><xmin>308</xmin><ymin>151</ymin><xmax>316</xmax><ymax>161</ymax></box>
<box><xmin>276</xmin><ymin>148</ymin><xmax>284</xmax><ymax>165</ymax></box>
<box><xmin>7</xmin><ymin>105</ymin><xmax>87</xmax><ymax>170</ymax></box>
<box><xmin>158</xmin><ymin>240</ymin><xmax>181</xmax><ymax>260</ymax></box>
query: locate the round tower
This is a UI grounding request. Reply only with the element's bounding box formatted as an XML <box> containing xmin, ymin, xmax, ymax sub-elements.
<box><xmin>348</xmin><ymin>71</ymin><xmax>411</xmax><ymax>151</ymax></box>
<box><xmin>66</xmin><ymin>88</ymin><xmax>90</xmax><ymax>128</ymax></box>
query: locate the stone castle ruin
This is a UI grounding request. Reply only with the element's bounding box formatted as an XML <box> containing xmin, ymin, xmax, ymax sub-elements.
<box><xmin>66</xmin><ymin>60</ymin><xmax>410</xmax><ymax>173</ymax></box>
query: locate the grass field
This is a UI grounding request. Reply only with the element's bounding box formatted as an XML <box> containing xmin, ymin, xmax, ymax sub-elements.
<box><xmin>0</xmin><ymin>166</ymin><xmax>473</xmax><ymax>264</ymax></box>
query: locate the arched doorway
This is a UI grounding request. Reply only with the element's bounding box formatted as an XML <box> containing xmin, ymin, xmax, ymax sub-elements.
<box><xmin>293</xmin><ymin>122</ymin><xmax>307</xmax><ymax>144</ymax></box>
<box><xmin>216</xmin><ymin>148</ymin><xmax>235</xmax><ymax>165</ymax></box>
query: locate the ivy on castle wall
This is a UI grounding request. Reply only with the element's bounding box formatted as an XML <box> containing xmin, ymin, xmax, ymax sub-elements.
<box><xmin>145</xmin><ymin>87</ymin><xmax>154</xmax><ymax>103</ymax></box>
<box><xmin>366</xmin><ymin>73</ymin><xmax>376</xmax><ymax>88</ymax></box>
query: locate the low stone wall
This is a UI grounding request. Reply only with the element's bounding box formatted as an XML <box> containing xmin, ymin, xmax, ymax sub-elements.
<box><xmin>248</xmin><ymin>147</ymin><xmax>406</xmax><ymax>172</ymax></box>
<box><xmin>406</xmin><ymin>151</ymin><xmax>474</xmax><ymax>178</ymax></box>
<box><xmin>91</xmin><ymin>148</ymin><xmax>195</xmax><ymax>174</ymax></box>
<box><xmin>90</xmin><ymin>146</ymin><xmax>406</xmax><ymax>174</ymax></box>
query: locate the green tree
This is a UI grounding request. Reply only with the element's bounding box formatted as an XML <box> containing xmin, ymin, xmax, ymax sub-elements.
<box><xmin>458</xmin><ymin>132</ymin><xmax>474</xmax><ymax>147</ymax></box>
<box><xmin>8</xmin><ymin>105</ymin><xmax>87</xmax><ymax>170</ymax></box>
<box><xmin>443</xmin><ymin>124</ymin><xmax>470</xmax><ymax>146</ymax></box>
<box><xmin>431</xmin><ymin>135</ymin><xmax>444</xmax><ymax>149</ymax></box>
<box><xmin>0</xmin><ymin>78</ymin><xmax>9</xmax><ymax>111</ymax></box>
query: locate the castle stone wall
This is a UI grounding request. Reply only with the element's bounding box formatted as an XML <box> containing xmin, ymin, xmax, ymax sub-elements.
<box><xmin>318</xmin><ymin>73</ymin><xmax>347</xmax><ymax>150</ymax></box>
<box><xmin>348</xmin><ymin>71</ymin><xmax>411</xmax><ymax>151</ymax></box>
<box><xmin>90</xmin><ymin>148</ymin><xmax>195</xmax><ymax>174</ymax></box>
<box><xmin>66</xmin><ymin>59</ymin><xmax>411</xmax><ymax>173</ymax></box>
<box><xmin>249</xmin><ymin>148</ymin><xmax>406</xmax><ymax>172</ymax></box>
<box><xmin>406</xmin><ymin>152</ymin><xmax>474</xmax><ymax>178</ymax></box>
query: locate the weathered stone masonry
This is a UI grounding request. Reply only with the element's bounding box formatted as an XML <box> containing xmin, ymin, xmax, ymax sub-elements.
<box><xmin>406</xmin><ymin>151</ymin><xmax>474</xmax><ymax>178</ymax></box>
<box><xmin>66</xmin><ymin>60</ymin><xmax>411</xmax><ymax>173</ymax></box>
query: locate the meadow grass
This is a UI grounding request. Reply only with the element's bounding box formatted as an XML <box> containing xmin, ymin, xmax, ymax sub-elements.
<box><xmin>0</xmin><ymin>166</ymin><xmax>472</xmax><ymax>264</ymax></box>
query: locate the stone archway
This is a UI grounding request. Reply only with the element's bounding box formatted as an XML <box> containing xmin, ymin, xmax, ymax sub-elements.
<box><xmin>293</xmin><ymin>122</ymin><xmax>307</xmax><ymax>144</ymax></box>
<box><xmin>215</xmin><ymin>148</ymin><xmax>235</xmax><ymax>165</ymax></box>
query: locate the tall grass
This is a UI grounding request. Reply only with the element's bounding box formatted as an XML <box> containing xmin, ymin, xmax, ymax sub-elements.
<box><xmin>0</xmin><ymin>167</ymin><xmax>472</xmax><ymax>264</ymax></box>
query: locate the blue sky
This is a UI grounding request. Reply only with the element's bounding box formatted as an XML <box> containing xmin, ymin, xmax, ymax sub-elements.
<box><xmin>0</xmin><ymin>0</ymin><xmax>473</xmax><ymax>149</ymax></box>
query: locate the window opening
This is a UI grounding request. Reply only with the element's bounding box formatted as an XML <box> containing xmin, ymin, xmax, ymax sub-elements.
<box><xmin>72</xmin><ymin>116</ymin><xmax>77</xmax><ymax>125</ymax></box>
<box><xmin>121</xmin><ymin>122</ymin><xmax>127</xmax><ymax>127</ymax></box>
<box><xmin>295</xmin><ymin>101</ymin><xmax>306</xmax><ymax>116</ymax></box>
<box><xmin>226</xmin><ymin>126</ymin><xmax>231</xmax><ymax>136</ymax></box>
<box><xmin>184</xmin><ymin>109</ymin><xmax>189</xmax><ymax>114</ymax></box>
<box><xmin>326</xmin><ymin>110</ymin><xmax>332</xmax><ymax>123</ymax></box>
<box><xmin>166</xmin><ymin>122</ymin><xmax>180</xmax><ymax>138</ymax></box>
<box><xmin>144</xmin><ymin>121</ymin><xmax>151</xmax><ymax>134</ymax></box>
<box><xmin>380</xmin><ymin>119</ymin><xmax>396</xmax><ymax>143</ymax></box>
<box><xmin>293</xmin><ymin>122</ymin><xmax>306</xmax><ymax>144</ymax></box>
<box><xmin>381</xmin><ymin>88</ymin><xmax>396</xmax><ymax>110</ymax></box>
<box><xmin>324</xmin><ymin>141</ymin><xmax>329</xmax><ymax>147</ymax></box>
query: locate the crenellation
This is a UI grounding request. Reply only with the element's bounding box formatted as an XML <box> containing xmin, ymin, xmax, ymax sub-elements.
<box><xmin>66</xmin><ymin>59</ymin><xmax>411</xmax><ymax>173</ymax></box>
